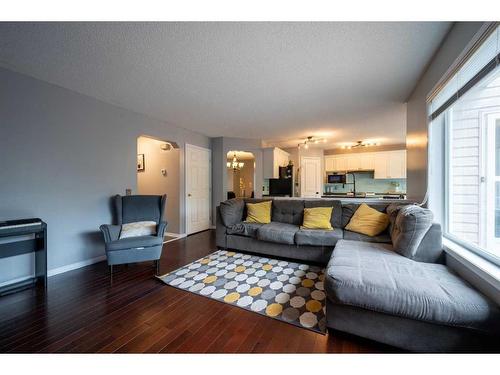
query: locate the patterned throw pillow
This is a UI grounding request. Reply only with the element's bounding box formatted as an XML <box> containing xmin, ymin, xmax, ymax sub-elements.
<box><xmin>119</xmin><ymin>221</ymin><xmax>157</xmax><ymax>239</ymax></box>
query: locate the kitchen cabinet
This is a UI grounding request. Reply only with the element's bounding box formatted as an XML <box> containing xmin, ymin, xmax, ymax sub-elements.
<box><xmin>373</xmin><ymin>152</ymin><xmax>388</xmax><ymax>179</ymax></box>
<box><xmin>325</xmin><ymin>150</ymin><xmax>406</xmax><ymax>179</ymax></box>
<box><xmin>346</xmin><ymin>154</ymin><xmax>360</xmax><ymax>171</ymax></box>
<box><xmin>359</xmin><ymin>153</ymin><xmax>375</xmax><ymax>171</ymax></box>
<box><xmin>332</xmin><ymin>155</ymin><xmax>348</xmax><ymax>171</ymax></box>
<box><xmin>262</xmin><ymin>147</ymin><xmax>290</xmax><ymax>179</ymax></box>
<box><xmin>386</xmin><ymin>150</ymin><xmax>406</xmax><ymax>179</ymax></box>
<box><xmin>324</xmin><ymin>155</ymin><xmax>335</xmax><ymax>172</ymax></box>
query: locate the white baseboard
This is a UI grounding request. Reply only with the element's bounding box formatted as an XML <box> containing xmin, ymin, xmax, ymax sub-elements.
<box><xmin>164</xmin><ymin>232</ymin><xmax>187</xmax><ymax>243</ymax></box>
<box><xmin>2</xmin><ymin>232</ymin><xmax>192</xmax><ymax>287</ymax></box>
<box><xmin>165</xmin><ymin>232</ymin><xmax>187</xmax><ymax>238</ymax></box>
<box><xmin>1</xmin><ymin>254</ymin><xmax>107</xmax><ymax>289</ymax></box>
<box><xmin>48</xmin><ymin>255</ymin><xmax>107</xmax><ymax>277</ymax></box>
<box><xmin>0</xmin><ymin>275</ymin><xmax>33</xmax><ymax>288</ymax></box>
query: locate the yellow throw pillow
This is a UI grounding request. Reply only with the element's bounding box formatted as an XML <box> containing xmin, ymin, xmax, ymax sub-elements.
<box><xmin>345</xmin><ymin>203</ymin><xmax>389</xmax><ymax>237</ymax></box>
<box><xmin>245</xmin><ymin>201</ymin><xmax>272</xmax><ymax>224</ymax></box>
<box><xmin>301</xmin><ymin>207</ymin><xmax>333</xmax><ymax>230</ymax></box>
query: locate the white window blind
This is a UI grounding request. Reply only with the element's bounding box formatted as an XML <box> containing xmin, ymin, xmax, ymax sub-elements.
<box><xmin>428</xmin><ymin>23</ymin><xmax>500</xmax><ymax>266</ymax></box>
<box><xmin>428</xmin><ymin>24</ymin><xmax>500</xmax><ymax>119</ymax></box>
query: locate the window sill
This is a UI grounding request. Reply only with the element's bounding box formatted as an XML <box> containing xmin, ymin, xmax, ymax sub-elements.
<box><xmin>443</xmin><ymin>238</ymin><xmax>500</xmax><ymax>291</ymax></box>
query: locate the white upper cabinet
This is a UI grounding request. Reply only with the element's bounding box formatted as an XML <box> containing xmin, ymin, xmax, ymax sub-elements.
<box><xmin>346</xmin><ymin>154</ymin><xmax>360</xmax><ymax>171</ymax></box>
<box><xmin>373</xmin><ymin>152</ymin><xmax>389</xmax><ymax>179</ymax></box>
<box><xmin>359</xmin><ymin>153</ymin><xmax>375</xmax><ymax>171</ymax></box>
<box><xmin>324</xmin><ymin>155</ymin><xmax>335</xmax><ymax>172</ymax></box>
<box><xmin>386</xmin><ymin>150</ymin><xmax>407</xmax><ymax>179</ymax></box>
<box><xmin>325</xmin><ymin>150</ymin><xmax>406</xmax><ymax>179</ymax></box>
<box><xmin>263</xmin><ymin>147</ymin><xmax>290</xmax><ymax>178</ymax></box>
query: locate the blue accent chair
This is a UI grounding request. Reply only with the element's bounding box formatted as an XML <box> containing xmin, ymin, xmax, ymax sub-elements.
<box><xmin>100</xmin><ymin>194</ymin><xmax>167</xmax><ymax>281</ymax></box>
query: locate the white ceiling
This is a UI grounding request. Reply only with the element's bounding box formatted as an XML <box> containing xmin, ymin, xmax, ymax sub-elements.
<box><xmin>0</xmin><ymin>22</ymin><xmax>451</xmax><ymax>147</ymax></box>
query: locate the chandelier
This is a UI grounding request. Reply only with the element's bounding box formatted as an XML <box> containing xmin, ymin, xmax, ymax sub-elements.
<box><xmin>227</xmin><ymin>152</ymin><xmax>244</xmax><ymax>171</ymax></box>
<box><xmin>341</xmin><ymin>140</ymin><xmax>379</xmax><ymax>150</ymax></box>
<box><xmin>297</xmin><ymin>136</ymin><xmax>327</xmax><ymax>149</ymax></box>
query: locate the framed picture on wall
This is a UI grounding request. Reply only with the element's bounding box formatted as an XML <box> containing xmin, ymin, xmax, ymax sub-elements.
<box><xmin>137</xmin><ymin>154</ymin><xmax>145</xmax><ymax>171</ymax></box>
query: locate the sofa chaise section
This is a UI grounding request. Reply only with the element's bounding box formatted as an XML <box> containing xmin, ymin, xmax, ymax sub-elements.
<box><xmin>325</xmin><ymin>239</ymin><xmax>500</xmax><ymax>352</ymax></box>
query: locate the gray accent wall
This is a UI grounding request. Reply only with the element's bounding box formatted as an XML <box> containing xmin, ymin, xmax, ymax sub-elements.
<box><xmin>0</xmin><ymin>68</ymin><xmax>210</xmax><ymax>285</ymax></box>
<box><xmin>406</xmin><ymin>22</ymin><xmax>484</xmax><ymax>202</ymax></box>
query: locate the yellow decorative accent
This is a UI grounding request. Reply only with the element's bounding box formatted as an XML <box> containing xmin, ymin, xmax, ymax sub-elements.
<box><xmin>265</xmin><ymin>303</ymin><xmax>283</xmax><ymax>317</ymax></box>
<box><xmin>318</xmin><ymin>274</ymin><xmax>325</xmax><ymax>281</ymax></box>
<box><xmin>301</xmin><ymin>207</ymin><xmax>333</xmax><ymax>230</ymax></box>
<box><xmin>345</xmin><ymin>203</ymin><xmax>389</xmax><ymax>237</ymax></box>
<box><xmin>301</xmin><ymin>279</ymin><xmax>314</xmax><ymax>288</ymax></box>
<box><xmin>200</xmin><ymin>258</ymin><xmax>210</xmax><ymax>265</ymax></box>
<box><xmin>203</xmin><ymin>275</ymin><xmax>217</xmax><ymax>284</ymax></box>
<box><xmin>224</xmin><ymin>292</ymin><xmax>241</xmax><ymax>303</ymax></box>
<box><xmin>245</xmin><ymin>201</ymin><xmax>272</xmax><ymax>224</ymax></box>
<box><xmin>248</xmin><ymin>287</ymin><xmax>262</xmax><ymax>296</ymax></box>
<box><xmin>234</xmin><ymin>265</ymin><xmax>246</xmax><ymax>273</ymax></box>
<box><xmin>306</xmin><ymin>300</ymin><xmax>322</xmax><ymax>313</ymax></box>
<box><xmin>227</xmin><ymin>251</ymin><xmax>236</xmax><ymax>256</ymax></box>
<box><xmin>262</xmin><ymin>264</ymin><xmax>273</xmax><ymax>271</ymax></box>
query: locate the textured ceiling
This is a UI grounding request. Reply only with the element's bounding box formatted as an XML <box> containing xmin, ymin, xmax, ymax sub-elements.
<box><xmin>0</xmin><ymin>22</ymin><xmax>451</xmax><ymax>147</ymax></box>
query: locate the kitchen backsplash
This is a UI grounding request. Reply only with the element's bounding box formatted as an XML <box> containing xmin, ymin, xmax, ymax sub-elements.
<box><xmin>324</xmin><ymin>171</ymin><xmax>406</xmax><ymax>194</ymax></box>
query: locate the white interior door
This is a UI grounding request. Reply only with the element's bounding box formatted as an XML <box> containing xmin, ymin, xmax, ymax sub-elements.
<box><xmin>300</xmin><ymin>156</ymin><xmax>322</xmax><ymax>198</ymax></box>
<box><xmin>186</xmin><ymin>144</ymin><xmax>211</xmax><ymax>234</ymax></box>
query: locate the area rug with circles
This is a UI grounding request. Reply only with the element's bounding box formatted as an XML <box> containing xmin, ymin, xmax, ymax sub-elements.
<box><xmin>157</xmin><ymin>250</ymin><xmax>326</xmax><ymax>334</ymax></box>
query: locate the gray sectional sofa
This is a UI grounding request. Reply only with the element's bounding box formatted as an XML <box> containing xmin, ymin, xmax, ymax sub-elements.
<box><xmin>216</xmin><ymin>198</ymin><xmax>500</xmax><ymax>352</ymax></box>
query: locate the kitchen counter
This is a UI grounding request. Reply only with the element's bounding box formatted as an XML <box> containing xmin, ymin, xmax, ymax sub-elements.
<box><xmin>322</xmin><ymin>193</ymin><xmax>406</xmax><ymax>199</ymax></box>
<box><xmin>263</xmin><ymin>196</ymin><xmax>414</xmax><ymax>204</ymax></box>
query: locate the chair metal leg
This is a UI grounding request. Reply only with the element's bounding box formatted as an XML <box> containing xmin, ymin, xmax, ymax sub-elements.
<box><xmin>155</xmin><ymin>260</ymin><xmax>160</xmax><ymax>276</ymax></box>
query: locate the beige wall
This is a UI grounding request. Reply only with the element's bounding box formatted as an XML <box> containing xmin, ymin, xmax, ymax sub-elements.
<box><xmin>227</xmin><ymin>160</ymin><xmax>255</xmax><ymax>198</ymax></box>
<box><xmin>212</xmin><ymin>137</ymin><xmax>263</xmax><ymax>222</ymax></box>
<box><xmin>137</xmin><ymin>136</ymin><xmax>181</xmax><ymax>233</ymax></box>
<box><xmin>405</xmin><ymin>22</ymin><xmax>484</xmax><ymax>201</ymax></box>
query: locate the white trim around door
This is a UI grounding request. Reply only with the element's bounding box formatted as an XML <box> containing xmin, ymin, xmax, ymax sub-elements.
<box><xmin>185</xmin><ymin>144</ymin><xmax>212</xmax><ymax>235</ymax></box>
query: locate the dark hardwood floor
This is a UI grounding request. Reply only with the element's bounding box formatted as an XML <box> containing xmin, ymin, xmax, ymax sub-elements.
<box><xmin>0</xmin><ymin>230</ymin><xmax>399</xmax><ymax>353</ymax></box>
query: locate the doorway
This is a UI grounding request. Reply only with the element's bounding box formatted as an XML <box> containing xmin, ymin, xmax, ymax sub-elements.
<box><xmin>226</xmin><ymin>151</ymin><xmax>255</xmax><ymax>199</ymax></box>
<box><xmin>137</xmin><ymin>136</ymin><xmax>181</xmax><ymax>237</ymax></box>
<box><xmin>186</xmin><ymin>144</ymin><xmax>212</xmax><ymax>235</ymax></box>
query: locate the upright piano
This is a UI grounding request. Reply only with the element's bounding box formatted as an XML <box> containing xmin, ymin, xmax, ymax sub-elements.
<box><xmin>0</xmin><ymin>218</ymin><xmax>47</xmax><ymax>296</ymax></box>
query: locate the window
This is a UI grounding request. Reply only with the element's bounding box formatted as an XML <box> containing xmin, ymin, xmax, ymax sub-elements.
<box><xmin>428</xmin><ymin>24</ymin><xmax>500</xmax><ymax>265</ymax></box>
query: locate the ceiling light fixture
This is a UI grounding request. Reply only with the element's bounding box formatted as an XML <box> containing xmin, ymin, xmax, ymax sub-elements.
<box><xmin>227</xmin><ymin>152</ymin><xmax>245</xmax><ymax>171</ymax></box>
<box><xmin>341</xmin><ymin>140</ymin><xmax>379</xmax><ymax>150</ymax></box>
<box><xmin>160</xmin><ymin>142</ymin><xmax>172</xmax><ymax>151</ymax></box>
<box><xmin>298</xmin><ymin>136</ymin><xmax>327</xmax><ymax>149</ymax></box>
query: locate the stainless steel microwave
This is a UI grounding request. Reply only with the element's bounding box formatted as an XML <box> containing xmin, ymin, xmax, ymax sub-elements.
<box><xmin>327</xmin><ymin>173</ymin><xmax>346</xmax><ymax>184</ymax></box>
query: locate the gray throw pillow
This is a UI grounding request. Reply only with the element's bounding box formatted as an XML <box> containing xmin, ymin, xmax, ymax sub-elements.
<box><xmin>219</xmin><ymin>198</ymin><xmax>245</xmax><ymax>227</ymax></box>
<box><xmin>389</xmin><ymin>204</ymin><xmax>434</xmax><ymax>259</ymax></box>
